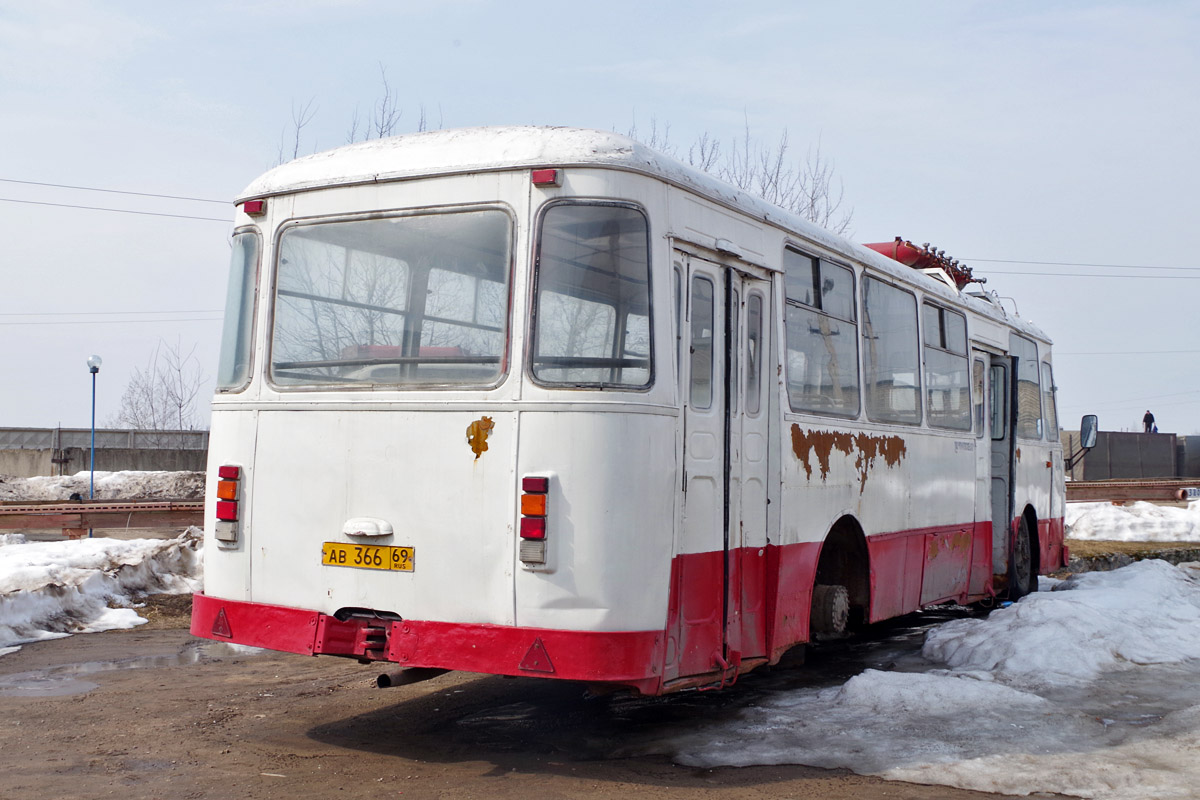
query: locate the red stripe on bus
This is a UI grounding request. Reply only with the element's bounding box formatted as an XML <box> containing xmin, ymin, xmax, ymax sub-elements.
<box><xmin>192</xmin><ymin>516</ymin><xmax>1065</xmax><ymax>693</ymax></box>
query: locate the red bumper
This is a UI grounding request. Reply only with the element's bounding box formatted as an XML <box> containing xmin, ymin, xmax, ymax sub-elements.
<box><xmin>191</xmin><ymin>593</ymin><xmax>666</xmax><ymax>694</ymax></box>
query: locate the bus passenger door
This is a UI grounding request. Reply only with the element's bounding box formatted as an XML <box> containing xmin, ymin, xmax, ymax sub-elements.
<box><xmin>672</xmin><ymin>252</ymin><xmax>771</xmax><ymax>683</ymax></box>
<box><xmin>969</xmin><ymin>351</ymin><xmax>991</xmax><ymax>596</ymax></box>
<box><xmin>675</xmin><ymin>254</ymin><xmax>727</xmax><ymax>679</ymax></box>
<box><xmin>727</xmin><ymin>271</ymin><xmax>771</xmax><ymax>663</ymax></box>
<box><xmin>987</xmin><ymin>355</ymin><xmax>1015</xmax><ymax>584</ymax></box>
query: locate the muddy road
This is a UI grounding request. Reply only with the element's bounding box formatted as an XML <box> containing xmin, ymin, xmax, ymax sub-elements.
<box><xmin>0</xmin><ymin>602</ymin><xmax>1027</xmax><ymax>800</ymax></box>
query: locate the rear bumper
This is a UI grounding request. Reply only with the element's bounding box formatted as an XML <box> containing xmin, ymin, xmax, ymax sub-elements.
<box><xmin>191</xmin><ymin>593</ymin><xmax>666</xmax><ymax>694</ymax></box>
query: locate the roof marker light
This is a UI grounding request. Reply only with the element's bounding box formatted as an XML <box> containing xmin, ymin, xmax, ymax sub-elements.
<box><xmin>531</xmin><ymin>169</ymin><xmax>561</xmax><ymax>187</ymax></box>
<box><xmin>242</xmin><ymin>199</ymin><xmax>266</xmax><ymax>216</ymax></box>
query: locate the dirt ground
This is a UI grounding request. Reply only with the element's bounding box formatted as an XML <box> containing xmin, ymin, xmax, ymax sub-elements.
<box><xmin>0</xmin><ymin>598</ymin><xmax>1037</xmax><ymax>800</ymax></box>
<box><xmin>1065</xmin><ymin>538</ymin><xmax>1199</xmax><ymax>559</ymax></box>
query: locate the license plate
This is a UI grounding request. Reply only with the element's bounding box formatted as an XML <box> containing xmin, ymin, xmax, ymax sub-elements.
<box><xmin>321</xmin><ymin>542</ymin><xmax>414</xmax><ymax>572</ymax></box>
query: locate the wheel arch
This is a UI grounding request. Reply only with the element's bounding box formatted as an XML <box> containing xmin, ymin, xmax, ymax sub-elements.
<box><xmin>1022</xmin><ymin>504</ymin><xmax>1041</xmax><ymax>577</ymax></box>
<box><xmin>813</xmin><ymin>515</ymin><xmax>871</xmax><ymax>626</ymax></box>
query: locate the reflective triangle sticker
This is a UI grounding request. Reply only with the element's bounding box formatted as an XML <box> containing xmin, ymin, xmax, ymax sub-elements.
<box><xmin>518</xmin><ymin>637</ymin><xmax>555</xmax><ymax>673</ymax></box>
<box><xmin>211</xmin><ymin>608</ymin><xmax>233</xmax><ymax>639</ymax></box>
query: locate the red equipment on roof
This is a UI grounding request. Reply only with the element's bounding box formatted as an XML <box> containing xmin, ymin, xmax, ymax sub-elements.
<box><xmin>863</xmin><ymin>237</ymin><xmax>980</xmax><ymax>290</ymax></box>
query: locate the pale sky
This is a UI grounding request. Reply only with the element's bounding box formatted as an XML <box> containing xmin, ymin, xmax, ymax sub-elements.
<box><xmin>2</xmin><ymin>1</ymin><xmax>1197</xmax><ymax>434</ymax></box>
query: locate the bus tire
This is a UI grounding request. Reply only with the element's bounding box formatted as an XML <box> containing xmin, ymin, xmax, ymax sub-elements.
<box><xmin>1009</xmin><ymin>516</ymin><xmax>1034</xmax><ymax>600</ymax></box>
<box><xmin>811</xmin><ymin>584</ymin><xmax>850</xmax><ymax>639</ymax></box>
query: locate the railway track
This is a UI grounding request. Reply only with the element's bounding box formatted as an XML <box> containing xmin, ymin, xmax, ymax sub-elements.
<box><xmin>1066</xmin><ymin>479</ymin><xmax>1199</xmax><ymax>504</ymax></box>
<box><xmin>0</xmin><ymin>499</ymin><xmax>203</xmax><ymax>537</ymax></box>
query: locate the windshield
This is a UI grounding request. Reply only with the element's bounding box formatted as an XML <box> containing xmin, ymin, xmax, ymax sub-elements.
<box><xmin>269</xmin><ymin>209</ymin><xmax>512</xmax><ymax>388</ymax></box>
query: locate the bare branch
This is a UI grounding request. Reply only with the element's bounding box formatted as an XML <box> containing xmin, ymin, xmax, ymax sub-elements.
<box><xmin>111</xmin><ymin>338</ymin><xmax>208</xmax><ymax>436</ymax></box>
<box><xmin>370</xmin><ymin>64</ymin><xmax>402</xmax><ymax>139</ymax></box>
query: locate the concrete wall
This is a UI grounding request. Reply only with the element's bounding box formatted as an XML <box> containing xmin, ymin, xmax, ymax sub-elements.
<box><xmin>1180</xmin><ymin>437</ymin><xmax>1200</xmax><ymax>478</ymax></box>
<box><xmin>0</xmin><ymin>428</ymin><xmax>208</xmax><ymax>478</ymax></box>
<box><xmin>1061</xmin><ymin>431</ymin><xmax>1180</xmax><ymax>480</ymax></box>
<box><xmin>0</xmin><ymin>447</ymin><xmax>207</xmax><ymax>478</ymax></box>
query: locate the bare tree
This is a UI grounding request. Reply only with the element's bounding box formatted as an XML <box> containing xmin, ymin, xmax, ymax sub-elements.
<box><xmin>110</xmin><ymin>339</ymin><xmax>207</xmax><ymax>441</ymax></box>
<box><xmin>625</xmin><ymin>114</ymin><xmax>852</xmax><ymax>234</ymax></box>
<box><xmin>347</xmin><ymin>64</ymin><xmax>404</xmax><ymax>143</ymax></box>
<box><xmin>276</xmin><ymin>98</ymin><xmax>318</xmax><ymax>166</ymax></box>
<box><xmin>277</xmin><ymin>75</ymin><xmax>853</xmax><ymax>234</ymax></box>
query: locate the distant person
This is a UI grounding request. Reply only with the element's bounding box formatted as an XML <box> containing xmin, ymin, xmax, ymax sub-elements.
<box><xmin>1143</xmin><ymin>410</ymin><xmax>1155</xmax><ymax>433</ymax></box>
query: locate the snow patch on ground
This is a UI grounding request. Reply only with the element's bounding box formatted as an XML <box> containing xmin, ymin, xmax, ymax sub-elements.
<box><xmin>924</xmin><ymin>559</ymin><xmax>1200</xmax><ymax>687</ymax></box>
<box><xmin>0</xmin><ymin>528</ymin><xmax>202</xmax><ymax>655</ymax></box>
<box><xmin>1066</xmin><ymin>499</ymin><xmax>1200</xmax><ymax>542</ymax></box>
<box><xmin>0</xmin><ymin>470</ymin><xmax>204</xmax><ymax>501</ymax></box>
<box><xmin>666</xmin><ymin>560</ymin><xmax>1200</xmax><ymax>799</ymax></box>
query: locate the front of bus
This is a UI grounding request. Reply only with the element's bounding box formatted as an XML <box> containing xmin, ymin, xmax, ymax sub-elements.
<box><xmin>191</xmin><ymin>128</ymin><xmax>679</xmax><ymax>695</ymax></box>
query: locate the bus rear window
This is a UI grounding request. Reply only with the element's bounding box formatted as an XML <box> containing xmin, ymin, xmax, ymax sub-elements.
<box><xmin>269</xmin><ymin>209</ymin><xmax>512</xmax><ymax>388</ymax></box>
<box><xmin>531</xmin><ymin>203</ymin><xmax>652</xmax><ymax>388</ymax></box>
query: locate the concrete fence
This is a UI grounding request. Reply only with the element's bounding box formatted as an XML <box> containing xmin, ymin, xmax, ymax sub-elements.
<box><xmin>0</xmin><ymin>427</ymin><xmax>209</xmax><ymax>478</ymax></box>
<box><xmin>1062</xmin><ymin>430</ymin><xmax>1200</xmax><ymax>481</ymax></box>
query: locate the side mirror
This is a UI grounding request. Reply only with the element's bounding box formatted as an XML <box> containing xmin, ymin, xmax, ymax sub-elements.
<box><xmin>1080</xmin><ymin>415</ymin><xmax>1098</xmax><ymax>449</ymax></box>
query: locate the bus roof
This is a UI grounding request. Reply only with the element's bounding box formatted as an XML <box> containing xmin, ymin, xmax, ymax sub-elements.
<box><xmin>240</xmin><ymin>125</ymin><xmax>1051</xmax><ymax>345</ymax></box>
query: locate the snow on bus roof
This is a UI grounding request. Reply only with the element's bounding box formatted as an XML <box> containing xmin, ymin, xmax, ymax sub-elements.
<box><xmin>240</xmin><ymin>125</ymin><xmax>1050</xmax><ymax>343</ymax></box>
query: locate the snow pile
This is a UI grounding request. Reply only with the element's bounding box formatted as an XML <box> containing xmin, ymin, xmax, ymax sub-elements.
<box><xmin>924</xmin><ymin>560</ymin><xmax>1200</xmax><ymax>686</ymax></box>
<box><xmin>667</xmin><ymin>560</ymin><xmax>1200</xmax><ymax>799</ymax></box>
<box><xmin>1067</xmin><ymin>499</ymin><xmax>1200</xmax><ymax>542</ymax></box>
<box><xmin>0</xmin><ymin>470</ymin><xmax>204</xmax><ymax>501</ymax></box>
<box><xmin>0</xmin><ymin>528</ymin><xmax>202</xmax><ymax>657</ymax></box>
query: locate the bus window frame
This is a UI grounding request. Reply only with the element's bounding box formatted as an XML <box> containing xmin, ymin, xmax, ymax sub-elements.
<box><xmin>1010</xmin><ymin>333</ymin><xmax>1044</xmax><ymax>441</ymax></box>
<box><xmin>782</xmin><ymin>245</ymin><xmax>861</xmax><ymax>419</ymax></box>
<box><xmin>216</xmin><ymin>226</ymin><xmax>262</xmax><ymax>394</ymax></box>
<box><xmin>861</xmin><ymin>274</ymin><xmax>922</xmax><ymax>426</ymax></box>
<box><xmin>921</xmin><ymin>301</ymin><xmax>971</xmax><ymax>431</ymax></box>
<box><xmin>265</xmin><ymin>202</ymin><xmax>518</xmax><ymax>393</ymax></box>
<box><xmin>528</xmin><ymin>199</ymin><xmax>655</xmax><ymax>392</ymax></box>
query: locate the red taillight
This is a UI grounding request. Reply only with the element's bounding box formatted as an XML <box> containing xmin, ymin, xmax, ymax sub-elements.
<box><xmin>522</xmin><ymin>476</ymin><xmax>549</xmax><ymax>493</ymax></box>
<box><xmin>241</xmin><ymin>199</ymin><xmax>266</xmax><ymax>216</ymax></box>
<box><xmin>531</xmin><ymin>168</ymin><xmax>561</xmax><ymax>187</ymax></box>
<box><xmin>520</xmin><ymin>517</ymin><xmax>546</xmax><ymax>540</ymax></box>
<box><xmin>216</xmin><ymin>500</ymin><xmax>238</xmax><ymax>521</ymax></box>
<box><xmin>218</xmin><ymin>465</ymin><xmax>241</xmax><ymax>479</ymax></box>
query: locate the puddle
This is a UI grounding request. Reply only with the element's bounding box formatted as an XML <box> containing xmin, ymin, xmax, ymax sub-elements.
<box><xmin>0</xmin><ymin>640</ymin><xmax>258</xmax><ymax>697</ymax></box>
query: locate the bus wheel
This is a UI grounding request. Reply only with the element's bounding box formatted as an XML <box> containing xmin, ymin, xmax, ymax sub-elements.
<box><xmin>811</xmin><ymin>584</ymin><xmax>850</xmax><ymax>639</ymax></box>
<box><xmin>1009</xmin><ymin>516</ymin><xmax>1034</xmax><ymax>601</ymax></box>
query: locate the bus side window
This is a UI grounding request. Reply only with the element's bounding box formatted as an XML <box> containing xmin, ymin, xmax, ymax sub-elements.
<box><xmin>690</xmin><ymin>276</ymin><xmax>715</xmax><ymax>409</ymax></box>
<box><xmin>217</xmin><ymin>230</ymin><xmax>261</xmax><ymax>391</ymax></box>
<box><xmin>783</xmin><ymin>248</ymin><xmax>860</xmax><ymax>417</ymax></box>
<box><xmin>862</xmin><ymin>275</ymin><xmax>921</xmax><ymax>425</ymax></box>
<box><xmin>730</xmin><ymin>289</ymin><xmax>739</xmax><ymax>415</ymax></box>
<box><xmin>1041</xmin><ymin>361</ymin><xmax>1059</xmax><ymax>438</ymax></box>
<box><xmin>1010</xmin><ymin>334</ymin><xmax>1043</xmax><ymax>439</ymax></box>
<box><xmin>990</xmin><ymin>363</ymin><xmax>1007</xmax><ymax>441</ymax></box>
<box><xmin>675</xmin><ymin>265</ymin><xmax>683</xmax><ymax>394</ymax></box>
<box><xmin>973</xmin><ymin>358</ymin><xmax>985</xmax><ymax>438</ymax></box>
<box><xmin>746</xmin><ymin>293</ymin><xmax>763</xmax><ymax>416</ymax></box>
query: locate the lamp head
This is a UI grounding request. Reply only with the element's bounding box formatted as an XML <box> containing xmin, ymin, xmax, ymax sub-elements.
<box><xmin>87</xmin><ymin>354</ymin><xmax>102</xmax><ymax>374</ymax></box>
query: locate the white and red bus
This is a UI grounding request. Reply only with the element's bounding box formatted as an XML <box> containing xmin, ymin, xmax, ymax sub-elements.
<box><xmin>191</xmin><ymin>126</ymin><xmax>1084</xmax><ymax>695</ymax></box>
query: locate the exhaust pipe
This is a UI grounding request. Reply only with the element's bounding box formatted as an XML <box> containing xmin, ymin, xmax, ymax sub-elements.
<box><xmin>376</xmin><ymin>667</ymin><xmax>449</xmax><ymax>688</ymax></box>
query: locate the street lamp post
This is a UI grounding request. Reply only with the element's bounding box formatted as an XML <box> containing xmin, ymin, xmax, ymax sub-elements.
<box><xmin>87</xmin><ymin>355</ymin><xmax>102</xmax><ymax>512</ymax></box>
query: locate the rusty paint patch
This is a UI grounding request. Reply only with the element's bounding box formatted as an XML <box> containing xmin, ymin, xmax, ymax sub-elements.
<box><xmin>466</xmin><ymin>416</ymin><xmax>496</xmax><ymax>460</ymax></box>
<box><xmin>790</xmin><ymin>424</ymin><xmax>908</xmax><ymax>494</ymax></box>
